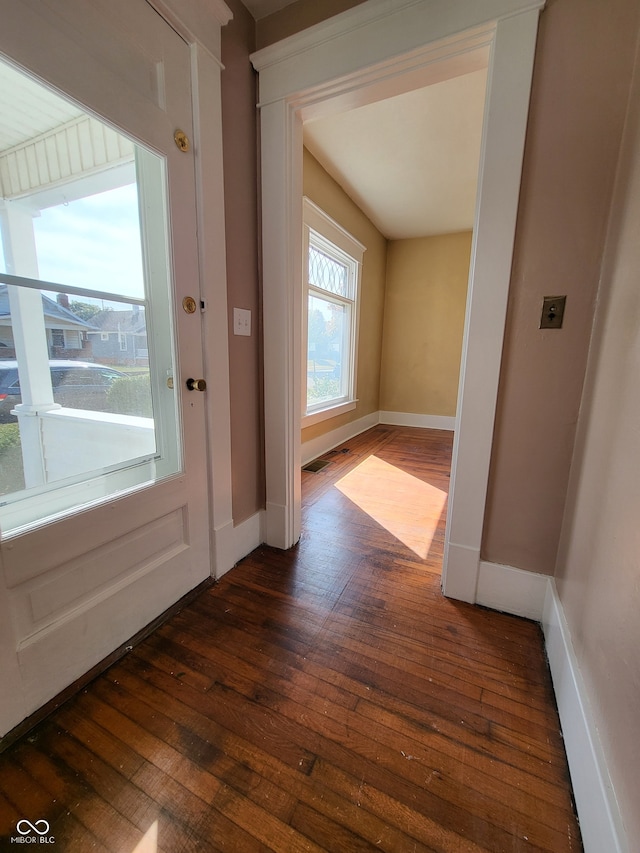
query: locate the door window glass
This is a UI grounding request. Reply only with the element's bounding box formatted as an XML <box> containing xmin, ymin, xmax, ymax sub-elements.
<box><xmin>0</xmin><ymin>57</ymin><xmax>180</xmax><ymax>534</ymax></box>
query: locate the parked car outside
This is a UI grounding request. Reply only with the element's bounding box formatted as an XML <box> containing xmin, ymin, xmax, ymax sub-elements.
<box><xmin>0</xmin><ymin>360</ymin><xmax>127</xmax><ymax>422</ymax></box>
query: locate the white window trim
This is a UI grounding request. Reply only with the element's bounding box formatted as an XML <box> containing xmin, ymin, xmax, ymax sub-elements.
<box><xmin>302</xmin><ymin>197</ymin><xmax>365</xmax><ymax>427</ymax></box>
<box><xmin>303</xmin><ymin>399</ymin><xmax>357</xmax><ymax>428</ymax></box>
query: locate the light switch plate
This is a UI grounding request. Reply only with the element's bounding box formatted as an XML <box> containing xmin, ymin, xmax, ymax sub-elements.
<box><xmin>233</xmin><ymin>307</ymin><xmax>251</xmax><ymax>336</ymax></box>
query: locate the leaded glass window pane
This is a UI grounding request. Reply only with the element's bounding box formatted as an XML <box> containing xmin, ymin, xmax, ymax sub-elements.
<box><xmin>308</xmin><ymin>245</ymin><xmax>348</xmax><ymax>297</ymax></box>
<box><xmin>303</xmin><ymin>201</ymin><xmax>363</xmax><ymax>420</ymax></box>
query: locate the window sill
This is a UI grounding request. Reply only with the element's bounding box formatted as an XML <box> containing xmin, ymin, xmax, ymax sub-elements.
<box><xmin>302</xmin><ymin>399</ymin><xmax>356</xmax><ymax>428</ymax></box>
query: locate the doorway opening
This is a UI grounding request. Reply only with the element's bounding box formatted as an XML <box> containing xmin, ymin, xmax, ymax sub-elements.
<box><xmin>252</xmin><ymin>1</ymin><xmax>542</xmax><ymax>602</ymax></box>
<box><xmin>298</xmin><ymin>65</ymin><xmax>487</xmax><ymax>573</ymax></box>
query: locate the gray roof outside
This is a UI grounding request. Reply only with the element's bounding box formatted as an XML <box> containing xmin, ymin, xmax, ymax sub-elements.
<box><xmin>0</xmin><ymin>285</ymin><xmax>97</xmax><ymax>329</ymax></box>
<box><xmin>87</xmin><ymin>307</ymin><xmax>146</xmax><ymax>334</ymax></box>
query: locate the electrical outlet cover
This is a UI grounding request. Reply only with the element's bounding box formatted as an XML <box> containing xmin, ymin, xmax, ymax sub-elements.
<box><xmin>540</xmin><ymin>295</ymin><xmax>566</xmax><ymax>329</ymax></box>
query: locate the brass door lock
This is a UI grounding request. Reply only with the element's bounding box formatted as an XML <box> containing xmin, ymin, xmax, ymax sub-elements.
<box><xmin>174</xmin><ymin>130</ymin><xmax>190</xmax><ymax>152</ymax></box>
<box><xmin>186</xmin><ymin>377</ymin><xmax>206</xmax><ymax>392</ymax></box>
<box><xmin>182</xmin><ymin>296</ymin><xmax>197</xmax><ymax>314</ymax></box>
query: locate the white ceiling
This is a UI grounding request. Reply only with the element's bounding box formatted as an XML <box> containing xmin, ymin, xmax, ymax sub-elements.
<box><xmin>303</xmin><ymin>69</ymin><xmax>487</xmax><ymax>240</ymax></box>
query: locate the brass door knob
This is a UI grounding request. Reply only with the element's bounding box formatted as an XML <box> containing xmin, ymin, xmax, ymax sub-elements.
<box><xmin>186</xmin><ymin>378</ymin><xmax>206</xmax><ymax>391</ymax></box>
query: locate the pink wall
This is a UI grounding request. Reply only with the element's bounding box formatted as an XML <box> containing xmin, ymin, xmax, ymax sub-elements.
<box><xmin>482</xmin><ymin>0</ymin><xmax>640</xmax><ymax>572</ymax></box>
<box><xmin>256</xmin><ymin>0</ymin><xmax>365</xmax><ymax>49</ymax></box>
<box><xmin>554</xmin><ymin>23</ymin><xmax>640</xmax><ymax>838</ymax></box>
<box><xmin>221</xmin><ymin>0</ymin><xmax>265</xmax><ymax>523</ymax></box>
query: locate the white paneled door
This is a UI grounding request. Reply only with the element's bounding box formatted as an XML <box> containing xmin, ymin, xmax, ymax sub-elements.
<box><xmin>0</xmin><ymin>0</ymin><xmax>212</xmax><ymax>735</ymax></box>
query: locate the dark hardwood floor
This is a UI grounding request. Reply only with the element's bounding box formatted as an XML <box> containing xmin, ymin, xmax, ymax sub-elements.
<box><xmin>0</xmin><ymin>425</ymin><xmax>582</xmax><ymax>852</ymax></box>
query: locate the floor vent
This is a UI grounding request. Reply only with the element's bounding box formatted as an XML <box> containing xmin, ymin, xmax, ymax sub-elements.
<box><xmin>302</xmin><ymin>459</ymin><xmax>332</xmax><ymax>473</ymax></box>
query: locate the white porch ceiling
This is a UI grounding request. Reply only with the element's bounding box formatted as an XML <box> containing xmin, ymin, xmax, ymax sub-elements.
<box><xmin>0</xmin><ymin>60</ymin><xmax>134</xmax><ymax>204</ymax></box>
<box><xmin>0</xmin><ymin>62</ymin><xmax>82</xmax><ymax>154</ymax></box>
<box><xmin>303</xmin><ymin>68</ymin><xmax>487</xmax><ymax>240</ymax></box>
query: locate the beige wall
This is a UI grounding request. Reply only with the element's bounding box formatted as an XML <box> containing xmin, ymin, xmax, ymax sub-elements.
<box><xmin>482</xmin><ymin>0</ymin><xmax>640</xmax><ymax>573</ymax></box>
<box><xmin>380</xmin><ymin>233</ymin><xmax>470</xmax><ymax>417</ymax></box>
<box><xmin>221</xmin><ymin>0</ymin><xmax>264</xmax><ymax>524</ymax></box>
<box><xmin>554</xmin><ymin>31</ymin><xmax>640</xmax><ymax>840</ymax></box>
<box><xmin>302</xmin><ymin>148</ymin><xmax>387</xmax><ymax>445</ymax></box>
<box><xmin>302</xmin><ymin>156</ymin><xmax>468</xmax><ymax>441</ymax></box>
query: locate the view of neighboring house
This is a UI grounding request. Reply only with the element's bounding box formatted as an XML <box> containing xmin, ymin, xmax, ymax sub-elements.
<box><xmin>0</xmin><ymin>287</ymin><xmax>148</xmax><ymax>367</ymax></box>
<box><xmin>86</xmin><ymin>305</ymin><xmax>148</xmax><ymax>367</ymax></box>
<box><xmin>0</xmin><ymin>285</ymin><xmax>95</xmax><ymax>359</ymax></box>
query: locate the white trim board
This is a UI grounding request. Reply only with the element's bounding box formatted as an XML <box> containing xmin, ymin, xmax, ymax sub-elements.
<box><xmin>476</xmin><ymin>559</ymin><xmax>549</xmax><ymax>620</ymax></box>
<box><xmin>214</xmin><ymin>510</ymin><xmax>264</xmax><ymax>578</ymax></box>
<box><xmin>301</xmin><ymin>411</ymin><xmax>379</xmax><ymax>466</ymax></box>
<box><xmin>379</xmin><ymin>411</ymin><xmax>455</xmax><ymax>431</ymax></box>
<box><xmin>231</xmin><ymin>510</ymin><xmax>264</xmax><ymax>569</ymax></box>
<box><xmin>543</xmin><ymin>581</ymin><xmax>627</xmax><ymax>853</ymax></box>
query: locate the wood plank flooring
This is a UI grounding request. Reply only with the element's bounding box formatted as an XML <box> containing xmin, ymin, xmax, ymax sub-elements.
<box><xmin>0</xmin><ymin>425</ymin><xmax>582</xmax><ymax>852</ymax></box>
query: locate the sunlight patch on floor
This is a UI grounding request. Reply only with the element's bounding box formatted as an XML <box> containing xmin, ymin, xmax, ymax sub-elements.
<box><xmin>131</xmin><ymin>821</ymin><xmax>158</xmax><ymax>853</ymax></box>
<box><xmin>335</xmin><ymin>455</ymin><xmax>447</xmax><ymax>558</ymax></box>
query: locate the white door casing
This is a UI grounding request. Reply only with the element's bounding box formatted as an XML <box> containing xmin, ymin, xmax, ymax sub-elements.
<box><xmin>0</xmin><ymin>0</ymin><xmax>233</xmax><ymax>736</ymax></box>
<box><xmin>251</xmin><ymin>0</ymin><xmax>544</xmax><ymax>602</ymax></box>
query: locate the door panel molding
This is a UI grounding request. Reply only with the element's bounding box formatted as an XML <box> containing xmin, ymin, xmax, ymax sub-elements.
<box><xmin>15</xmin><ymin>542</ymin><xmax>204</xmax><ymax>712</ymax></box>
<box><xmin>18</xmin><ymin>508</ymin><xmax>188</xmax><ymax>633</ymax></box>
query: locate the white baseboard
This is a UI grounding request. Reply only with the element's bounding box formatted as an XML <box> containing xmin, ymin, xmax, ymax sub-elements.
<box><xmin>301</xmin><ymin>410</ymin><xmax>456</xmax><ymax>465</ymax></box>
<box><xmin>301</xmin><ymin>411</ymin><xmax>379</xmax><ymax>465</ymax></box>
<box><xmin>543</xmin><ymin>580</ymin><xmax>627</xmax><ymax>853</ymax></box>
<box><xmin>476</xmin><ymin>560</ymin><xmax>550</xmax><ymax>620</ymax></box>
<box><xmin>379</xmin><ymin>411</ymin><xmax>456</xmax><ymax>431</ymax></box>
<box><xmin>442</xmin><ymin>541</ymin><xmax>480</xmax><ymax>603</ymax></box>
<box><xmin>473</xmin><ymin>563</ymin><xmax>626</xmax><ymax>852</ymax></box>
<box><xmin>234</xmin><ymin>510</ymin><xmax>264</xmax><ymax>566</ymax></box>
<box><xmin>212</xmin><ymin>519</ymin><xmax>235</xmax><ymax>579</ymax></box>
<box><xmin>213</xmin><ymin>511</ymin><xmax>264</xmax><ymax>579</ymax></box>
